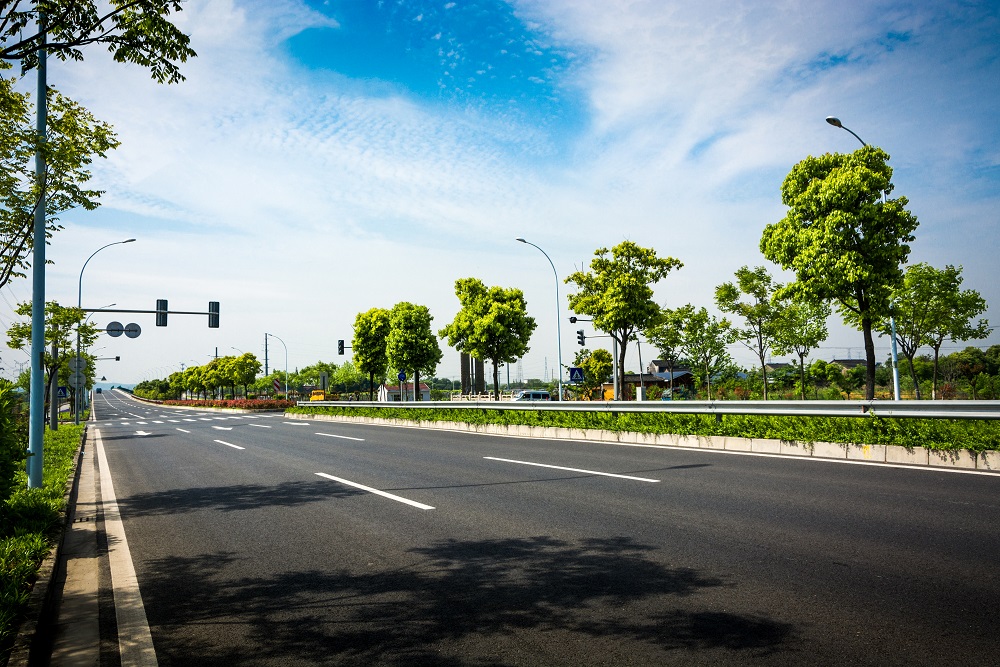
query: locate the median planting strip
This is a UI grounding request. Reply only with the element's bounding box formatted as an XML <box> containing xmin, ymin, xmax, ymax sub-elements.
<box><xmin>484</xmin><ymin>456</ymin><xmax>661</xmax><ymax>482</ymax></box>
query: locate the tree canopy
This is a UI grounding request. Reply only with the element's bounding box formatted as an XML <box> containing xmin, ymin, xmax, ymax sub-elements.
<box><xmin>761</xmin><ymin>146</ymin><xmax>918</xmax><ymax>399</ymax></box>
<box><xmin>386</xmin><ymin>301</ymin><xmax>442</xmax><ymax>400</ymax></box>
<box><xmin>352</xmin><ymin>307</ymin><xmax>391</xmax><ymax>400</ymax></box>
<box><xmin>715</xmin><ymin>266</ymin><xmax>783</xmax><ymax>399</ymax></box>
<box><xmin>439</xmin><ymin>277</ymin><xmax>536</xmax><ymax>399</ymax></box>
<box><xmin>771</xmin><ymin>297</ymin><xmax>830</xmax><ymax>399</ymax></box>
<box><xmin>566</xmin><ymin>241</ymin><xmax>682</xmax><ymax>399</ymax></box>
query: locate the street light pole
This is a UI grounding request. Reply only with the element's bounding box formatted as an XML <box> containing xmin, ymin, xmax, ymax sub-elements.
<box><xmin>76</xmin><ymin>239</ymin><xmax>136</xmax><ymax>424</ymax></box>
<box><xmin>516</xmin><ymin>238</ymin><xmax>564</xmax><ymax>401</ymax></box>
<box><xmin>266</xmin><ymin>333</ymin><xmax>288</xmax><ymax>397</ymax></box>
<box><xmin>825</xmin><ymin>116</ymin><xmax>902</xmax><ymax>401</ymax></box>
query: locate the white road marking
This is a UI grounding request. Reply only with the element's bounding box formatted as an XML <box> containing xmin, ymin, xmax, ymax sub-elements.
<box><xmin>483</xmin><ymin>457</ymin><xmax>660</xmax><ymax>483</ymax></box>
<box><xmin>152</xmin><ymin>421</ymin><xmax>163</xmax><ymax>424</ymax></box>
<box><xmin>315</xmin><ymin>473</ymin><xmax>434</xmax><ymax>510</ymax></box>
<box><xmin>316</xmin><ymin>432</ymin><xmax>365</xmax><ymax>441</ymax></box>
<box><xmin>176</xmin><ymin>428</ymin><xmax>190</xmax><ymax>433</ymax></box>
<box><xmin>214</xmin><ymin>440</ymin><xmax>245</xmax><ymax>450</ymax></box>
<box><xmin>168</xmin><ymin>420</ymin><xmax>179</xmax><ymax>423</ymax></box>
<box><xmin>283</xmin><ymin>422</ymin><xmax>309</xmax><ymax>426</ymax></box>
<box><xmin>94</xmin><ymin>430</ymin><xmax>159</xmax><ymax>665</ymax></box>
<box><xmin>135</xmin><ymin>431</ymin><xmax>151</xmax><ymax>437</ymax></box>
<box><xmin>183</xmin><ymin>419</ymin><xmax>197</xmax><ymax>422</ymax></box>
<box><xmin>249</xmin><ymin>424</ymin><xmax>271</xmax><ymax>429</ymax></box>
<box><xmin>212</xmin><ymin>426</ymin><xmax>233</xmax><ymax>431</ymax></box>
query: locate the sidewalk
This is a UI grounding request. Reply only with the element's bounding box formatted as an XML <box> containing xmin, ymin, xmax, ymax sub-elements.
<box><xmin>8</xmin><ymin>430</ymin><xmax>101</xmax><ymax>667</ymax></box>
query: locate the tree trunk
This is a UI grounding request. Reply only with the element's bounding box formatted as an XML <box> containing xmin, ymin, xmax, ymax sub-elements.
<box><xmin>616</xmin><ymin>334</ymin><xmax>628</xmax><ymax>400</ymax></box>
<box><xmin>862</xmin><ymin>317</ymin><xmax>877</xmax><ymax>400</ymax></box>
<box><xmin>798</xmin><ymin>353</ymin><xmax>807</xmax><ymax>400</ymax></box>
<box><xmin>932</xmin><ymin>344</ymin><xmax>943</xmax><ymax>400</ymax></box>
<box><xmin>906</xmin><ymin>353</ymin><xmax>921</xmax><ymax>400</ymax></box>
<box><xmin>414</xmin><ymin>370</ymin><xmax>421</xmax><ymax>401</ymax></box>
<box><xmin>758</xmin><ymin>350</ymin><xmax>769</xmax><ymax>400</ymax></box>
<box><xmin>492</xmin><ymin>362</ymin><xmax>501</xmax><ymax>400</ymax></box>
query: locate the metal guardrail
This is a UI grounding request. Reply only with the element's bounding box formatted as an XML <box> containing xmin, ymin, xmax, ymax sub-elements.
<box><xmin>297</xmin><ymin>399</ymin><xmax>1000</xmax><ymax>420</ymax></box>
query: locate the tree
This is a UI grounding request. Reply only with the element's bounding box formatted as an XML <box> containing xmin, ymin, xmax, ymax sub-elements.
<box><xmin>644</xmin><ymin>305</ymin><xmax>692</xmax><ymax>397</ymax></box>
<box><xmin>439</xmin><ymin>278</ymin><xmax>537</xmax><ymax>399</ymax></box>
<box><xmin>572</xmin><ymin>348</ymin><xmax>612</xmax><ymax>400</ymax></box>
<box><xmin>229</xmin><ymin>353</ymin><xmax>261</xmax><ymax>396</ymax></box>
<box><xmin>353</xmin><ymin>308</ymin><xmax>391</xmax><ymax>400</ymax></box>
<box><xmin>0</xmin><ymin>79</ymin><xmax>118</xmax><ymax>288</ymax></box>
<box><xmin>1</xmin><ymin>1</ymin><xmax>195</xmax><ymax>83</ymax></box>
<box><xmin>386</xmin><ymin>302</ymin><xmax>442</xmax><ymax>401</ymax></box>
<box><xmin>0</xmin><ymin>1</ymin><xmax>195</xmax><ymax>289</ymax></box>
<box><xmin>566</xmin><ymin>241</ymin><xmax>683</xmax><ymax>400</ymax></box>
<box><xmin>715</xmin><ymin>266</ymin><xmax>784</xmax><ymax>399</ymax></box>
<box><xmin>677</xmin><ymin>306</ymin><xmax>734</xmax><ymax>398</ymax></box>
<box><xmin>761</xmin><ymin>146</ymin><xmax>919</xmax><ymax>399</ymax></box>
<box><xmin>771</xmin><ymin>297</ymin><xmax>830</xmax><ymax>400</ymax></box>
<box><xmin>888</xmin><ymin>264</ymin><xmax>989</xmax><ymax>400</ymax></box>
<box><xmin>6</xmin><ymin>300</ymin><xmax>98</xmax><ymax>410</ymax></box>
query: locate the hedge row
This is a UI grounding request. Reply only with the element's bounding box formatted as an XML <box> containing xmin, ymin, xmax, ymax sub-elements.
<box><xmin>286</xmin><ymin>405</ymin><xmax>1000</xmax><ymax>452</ymax></box>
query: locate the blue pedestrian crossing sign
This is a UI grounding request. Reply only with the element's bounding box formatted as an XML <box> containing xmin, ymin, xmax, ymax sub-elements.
<box><xmin>569</xmin><ymin>367</ymin><xmax>584</xmax><ymax>383</ymax></box>
<box><xmin>57</xmin><ymin>386</ymin><xmax>69</xmax><ymax>399</ymax></box>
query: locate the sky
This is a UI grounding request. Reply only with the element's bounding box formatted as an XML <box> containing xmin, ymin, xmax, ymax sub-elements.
<box><xmin>1</xmin><ymin>0</ymin><xmax>998</xmax><ymax>386</ymax></box>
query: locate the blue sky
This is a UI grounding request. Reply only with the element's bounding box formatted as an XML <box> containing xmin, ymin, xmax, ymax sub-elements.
<box><xmin>1</xmin><ymin>0</ymin><xmax>998</xmax><ymax>385</ymax></box>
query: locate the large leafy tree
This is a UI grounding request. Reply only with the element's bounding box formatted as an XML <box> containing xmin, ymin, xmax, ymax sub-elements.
<box><xmin>677</xmin><ymin>306</ymin><xmax>733</xmax><ymax>398</ymax></box>
<box><xmin>715</xmin><ymin>266</ymin><xmax>783</xmax><ymax>399</ymax></box>
<box><xmin>439</xmin><ymin>277</ymin><xmax>536</xmax><ymax>399</ymax></box>
<box><xmin>771</xmin><ymin>297</ymin><xmax>830</xmax><ymax>400</ymax></box>
<box><xmin>0</xmin><ymin>0</ymin><xmax>195</xmax><ymax>289</ymax></box>
<box><xmin>643</xmin><ymin>304</ymin><xmax>693</xmax><ymax>397</ymax></box>
<box><xmin>903</xmin><ymin>265</ymin><xmax>990</xmax><ymax>399</ymax></box>
<box><xmin>387</xmin><ymin>302</ymin><xmax>442</xmax><ymax>401</ymax></box>
<box><xmin>6</xmin><ymin>300</ymin><xmax>98</xmax><ymax>407</ymax></box>
<box><xmin>1</xmin><ymin>1</ymin><xmax>196</xmax><ymax>83</ymax></box>
<box><xmin>566</xmin><ymin>241</ymin><xmax>683</xmax><ymax>399</ymax></box>
<box><xmin>353</xmin><ymin>307</ymin><xmax>391</xmax><ymax>400</ymax></box>
<box><xmin>761</xmin><ymin>146</ymin><xmax>919</xmax><ymax>399</ymax></box>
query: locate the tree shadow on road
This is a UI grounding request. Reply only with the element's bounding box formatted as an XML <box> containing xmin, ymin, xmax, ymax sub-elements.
<box><xmin>137</xmin><ymin>535</ymin><xmax>798</xmax><ymax>666</ymax></box>
<box><xmin>116</xmin><ymin>480</ymin><xmax>365</xmax><ymax>517</ymax></box>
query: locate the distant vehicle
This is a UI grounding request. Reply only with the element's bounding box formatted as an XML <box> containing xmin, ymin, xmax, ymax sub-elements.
<box><xmin>512</xmin><ymin>390</ymin><xmax>550</xmax><ymax>401</ymax></box>
<box><xmin>95</xmin><ymin>388</ymin><xmax>102</xmax><ymax>394</ymax></box>
<box><xmin>309</xmin><ymin>389</ymin><xmax>326</xmax><ymax>401</ymax></box>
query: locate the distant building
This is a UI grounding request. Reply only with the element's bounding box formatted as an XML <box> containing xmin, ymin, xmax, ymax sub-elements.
<box><xmin>830</xmin><ymin>359</ymin><xmax>868</xmax><ymax>371</ymax></box>
<box><xmin>378</xmin><ymin>382</ymin><xmax>432</xmax><ymax>402</ymax></box>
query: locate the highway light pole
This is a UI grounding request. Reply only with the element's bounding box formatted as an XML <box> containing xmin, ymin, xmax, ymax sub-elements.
<box><xmin>266</xmin><ymin>333</ymin><xmax>288</xmax><ymax>397</ymax></box>
<box><xmin>517</xmin><ymin>238</ymin><xmax>564</xmax><ymax>401</ymax></box>
<box><xmin>825</xmin><ymin>116</ymin><xmax>902</xmax><ymax>401</ymax></box>
<box><xmin>76</xmin><ymin>239</ymin><xmax>135</xmax><ymax>424</ymax></box>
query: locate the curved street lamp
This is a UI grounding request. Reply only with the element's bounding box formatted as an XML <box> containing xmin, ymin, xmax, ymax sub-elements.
<box><xmin>824</xmin><ymin>117</ymin><xmax>901</xmax><ymax>400</ymax></box>
<box><xmin>265</xmin><ymin>332</ymin><xmax>288</xmax><ymax>397</ymax></box>
<box><xmin>75</xmin><ymin>239</ymin><xmax>136</xmax><ymax>423</ymax></box>
<box><xmin>516</xmin><ymin>238</ymin><xmax>564</xmax><ymax>401</ymax></box>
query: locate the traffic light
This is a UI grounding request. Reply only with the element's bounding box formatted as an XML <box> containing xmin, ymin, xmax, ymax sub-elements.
<box><xmin>156</xmin><ymin>299</ymin><xmax>168</xmax><ymax>326</ymax></box>
<box><xmin>208</xmin><ymin>301</ymin><xmax>220</xmax><ymax>328</ymax></box>
<box><xmin>337</xmin><ymin>339</ymin><xmax>345</xmax><ymax>355</ymax></box>
<box><xmin>577</xmin><ymin>329</ymin><xmax>586</xmax><ymax>346</ymax></box>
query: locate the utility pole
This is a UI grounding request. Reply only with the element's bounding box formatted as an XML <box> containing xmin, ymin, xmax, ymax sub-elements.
<box><xmin>264</xmin><ymin>334</ymin><xmax>269</xmax><ymax>377</ymax></box>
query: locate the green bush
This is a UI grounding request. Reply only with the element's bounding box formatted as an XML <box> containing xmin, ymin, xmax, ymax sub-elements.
<box><xmin>0</xmin><ymin>381</ymin><xmax>27</xmax><ymax>503</ymax></box>
<box><xmin>287</xmin><ymin>405</ymin><xmax>1000</xmax><ymax>452</ymax></box>
<box><xmin>0</xmin><ymin>424</ymin><xmax>83</xmax><ymax>655</ymax></box>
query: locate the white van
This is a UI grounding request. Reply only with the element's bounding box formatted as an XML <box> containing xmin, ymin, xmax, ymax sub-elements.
<box><xmin>512</xmin><ymin>390</ymin><xmax>551</xmax><ymax>401</ymax></box>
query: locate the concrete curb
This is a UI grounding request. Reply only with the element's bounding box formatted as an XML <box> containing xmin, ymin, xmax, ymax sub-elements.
<box><xmin>7</xmin><ymin>426</ymin><xmax>88</xmax><ymax>667</ymax></box>
<box><xmin>286</xmin><ymin>412</ymin><xmax>999</xmax><ymax>473</ymax></box>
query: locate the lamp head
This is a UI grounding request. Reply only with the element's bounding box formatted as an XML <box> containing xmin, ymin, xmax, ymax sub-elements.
<box><xmin>825</xmin><ymin>116</ymin><xmax>843</xmax><ymax>128</ymax></box>
<box><xmin>516</xmin><ymin>238</ymin><xmax>526</xmax><ymax>243</ymax></box>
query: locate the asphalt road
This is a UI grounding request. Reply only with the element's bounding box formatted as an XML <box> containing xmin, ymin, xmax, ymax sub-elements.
<box><xmin>92</xmin><ymin>390</ymin><xmax>1000</xmax><ymax>666</ymax></box>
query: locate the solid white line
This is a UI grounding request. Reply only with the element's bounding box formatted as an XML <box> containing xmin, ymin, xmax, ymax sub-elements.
<box><xmin>214</xmin><ymin>440</ymin><xmax>245</xmax><ymax>450</ymax></box>
<box><xmin>483</xmin><ymin>456</ymin><xmax>660</xmax><ymax>482</ymax></box>
<box><xmin>283</xmin><ymin>422</ymin><xmax>309</xmax><ymax>426</ymax></box>
<box><xmin>316</xmin><ymin>432</ymin><xmax>365</xmax><ymax>441</ymax></box>
<box><xmin>314</xmin><ymin>473</ymin><xmax>434</xmax><ymax>510</ymax></box>
<box><xmin>95</xmin><ymin>430</ymin><xmax>159</xmax><ymax>666</ymax></box>
<box><xmin>176</xmin><ymin>428</ymin><xmax>190</xmax><ymax>433</ymax></box>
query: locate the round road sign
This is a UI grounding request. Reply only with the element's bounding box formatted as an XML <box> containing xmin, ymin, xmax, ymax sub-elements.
<box><xmin>124</xmin><ymin>322</ymin><xmax>142</xmax><ymax>339</ymax></box>
<box><xmin>106</xmin><ymin>321</ymin><xmax>124</xmax><ymax>337</ymax></box>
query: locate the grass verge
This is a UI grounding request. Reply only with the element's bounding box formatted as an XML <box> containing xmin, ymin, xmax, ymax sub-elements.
<box><xmin>287</xmin><ymin>405</ymin><xmax>1000</xmax><ymax>453</ymax></box>
<box><xmin>0</xmin><ymin>425</ymin><xmax>84</xmax><ymax>662</ymax></box>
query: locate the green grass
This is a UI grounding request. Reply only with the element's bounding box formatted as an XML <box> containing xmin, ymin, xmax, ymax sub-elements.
<box><xmin>287</xmin><ymin>405</ymin><xmax>1000</xmax><ymax>453</ymax></box>
<box><xmin>0</xmin><ymin>425</ymin><xmax>84</xmax><ymax>661</ymax></box>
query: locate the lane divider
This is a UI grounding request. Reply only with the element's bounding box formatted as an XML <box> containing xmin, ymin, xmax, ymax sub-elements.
<box><xmin>316</xmin><ymin>432</ymin><xmax>365</xmax><ymax>441</ymax></box>
<box><xmin>315</xmin><ymin>473</ymin><xmax>434</xmax><ymax>510</ymax></box>
<box><xmin>214</xmin><ymin>440</ymin><xmax>245</xmax><ymax>450</ymax></box>
<box><xmin>484</xmin><ymin>456</ymin><xmax>661</xmax><ymax>483</ymax></box>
